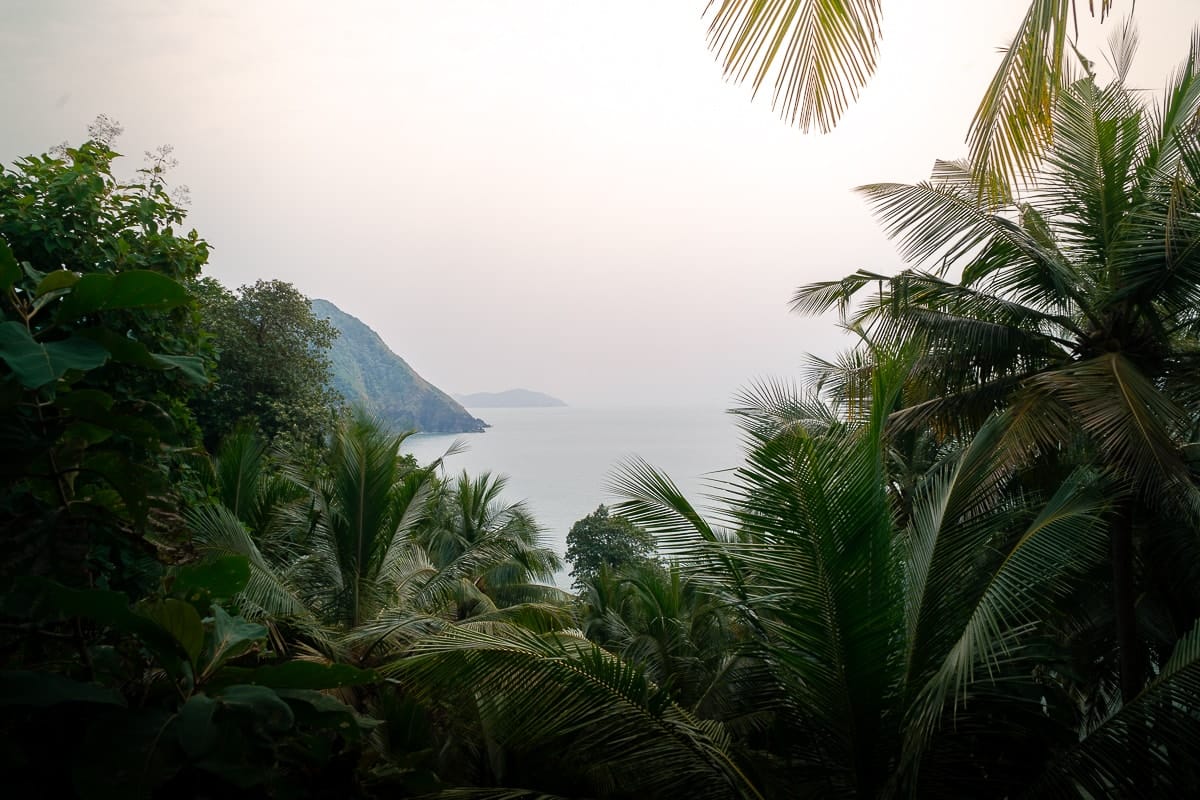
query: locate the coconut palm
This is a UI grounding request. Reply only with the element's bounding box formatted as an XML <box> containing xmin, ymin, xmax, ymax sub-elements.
<box><xmin>185</xmin><ymin>425</ymin><xmax>315</xmax><ymax>627</ymax></box>
<box><xmin>703</xmin><ymin>0</ymin><xmax>1128</xmax><ymax>195</ymax></box>
<box><xmin>388</xmin><ymin>360</ymin><xmax>1200</xmax><ymax>797</ymax></box>
<box><xmin>186</xmin><ymin>413</ymin><xmax>433</xmax><ymax>653</ymax></box>
<box><xmin>792</xmin><ymin>29</ymin><xmax>1200</xmax><ymax>701</ymax></box>
<box><xmin>188</xmin><ymin>413</ymin><xmax>570</xmax><ymax>662</ymax></box>
<box><xmin>576</xmin><ymin>561</ymin><xmax>754</xmax><ymax>716</ymax></box>
<box><xmin>416</xmin><ymin>470</ymin><xmax>566</xmax><ymax>615</ymax></box>
<box><xmin>608</xmin><ymin>362</ymin><xmax>1200</xmax><ymax>797</ymax></box>
<box><xmin>392</xmin><ymin>621</ymin><xmax>764</xmax><ymax>799</ymax></box>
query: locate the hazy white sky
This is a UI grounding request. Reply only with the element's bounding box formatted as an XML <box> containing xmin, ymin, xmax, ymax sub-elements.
<box><xmin>2</xmin><ymin>1</ymin><xmax>1197</xmax><ymax>406</ymax></box>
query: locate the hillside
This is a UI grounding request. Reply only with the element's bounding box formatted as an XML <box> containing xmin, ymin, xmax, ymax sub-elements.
<box><xmin>455</xmin><ymin>389</ymin><xmax>567</xmax><ymax>408</ymax></box>
<box><xmin>312</xmin><ymin>299</ymin><xmax>486</xmax><ymax>434</ymax></box>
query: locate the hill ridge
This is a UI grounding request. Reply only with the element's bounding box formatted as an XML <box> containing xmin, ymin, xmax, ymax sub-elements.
<box><xmin>312</xmin><ymin>298</ymin><xmax>486</xmax><ymax>433</ymax></box>
<box><xmin>454</xmin><ymin>389</ymin><xmax>567</xmax><ymax>408</ymax></box>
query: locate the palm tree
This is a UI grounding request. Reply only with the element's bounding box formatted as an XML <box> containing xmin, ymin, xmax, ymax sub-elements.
<box><xmin>608</xmin><ymin>363</ymin><xmax>1200</xmax><ymax>797</ymax></box>
<box><xmin>392</xmin><ymin>622</ymin><xmax>765</xmax><ymax>798</ymax></box>
<box><xmin>186</xmin><ymin>413</ymin><xmax>434</xmax><ymax>654</ymax></box>
<box><xmin>576</xmin><ymin>561</ymin><xmax>751</xmax><ymax>715</ymax></box>
<box><xmin>188</xmin><ymin>413</ymin><xmax>569</xmax><ymax>662</ymax></box>
<box><xmin>389</xmin><ymin>362</ymin><xmax>1200</xmax><ymax>796</ymax></box>
<box><xmin>703</xmin><ymin>0</ymin><xmax>1128</xmax><ymax>196</ymax></box>
<box><xmin>416</xmin><ymin>470</ymin><xmax>566</xmax><ymax>615</ymax></box>
<box><xmin>792</xmin><ymin>30</ymin><xmax>1200</xmax><ymax>701</ymax></box>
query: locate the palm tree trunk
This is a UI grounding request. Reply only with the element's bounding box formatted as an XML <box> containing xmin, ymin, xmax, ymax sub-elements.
<box><xmin>1112</xmin><ymin>498</ymin><xmax>1140</xmax><ymax>702</ymax></box>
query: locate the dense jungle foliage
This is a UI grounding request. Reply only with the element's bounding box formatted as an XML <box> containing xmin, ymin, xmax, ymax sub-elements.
<box><xmin>2</xmin><ymin>21</ymin><xmax>1200</xmax><ymax>800</ymax></box>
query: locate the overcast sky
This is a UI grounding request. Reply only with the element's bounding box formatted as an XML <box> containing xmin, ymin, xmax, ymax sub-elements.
<box><xmin>2</xmin><ymin>1</ymin><xmax>1197</xmax><ymax>407</ymax></box>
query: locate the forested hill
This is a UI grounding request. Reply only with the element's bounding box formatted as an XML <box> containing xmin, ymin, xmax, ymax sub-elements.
<box><xmin>312</xmin><ymin>299</ymin><xmax>486</xmax><ymax>434</ymax></box>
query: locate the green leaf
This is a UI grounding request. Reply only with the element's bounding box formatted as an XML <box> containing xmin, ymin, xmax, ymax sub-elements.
<box><xmin>139</xmin><ymin>599</ymin><xmax>205</xmax><ymax>665</ymax></box>
<box><xmin>75</xmin><ymin>328</ymin><xmax>207</xmax><ymax>383</ymax></box>
<box><xmin>56</xmin><ymin>270</ymin><xmax>190</xmax><ymax>322</ymax></box>
<box><xmin>62</xmin><ymin>421</ymin><xmax>113</xmax><ymax>445</ymax></box>
<box><xmin>104</xmin><ymin>269</ymin><xmax>191</xmax><ymax>309</ymax></box>
<box><xmin>73</xmin><ymin>708</ymin><xmax>179</xmax><ymax>800</ymax></box>
<box><xmin>170</xmin><ymin>556</ymin><xmax>251</xmax><ymax>606</ymax></box>
<box><xmin>177</xmin><ymin>694</ymin><xmax>219</xmax><ymax>758</ymax></box>
<box><xmin>30</xmin><ymin>286</ymin><xmax>73</xmax><ymax>317</ymax></box>
<box><xmin>200</xmin><ymin>606</ymin><xmax>266</xmax><ymax>681</ymax></box>
<box><xmin>0</xmin><ymin>322</ymin><xmax>110</xmax><ymax>388</ymax></box>
<box><xmin>150</xmin><ymin>352</ymin><xmax>208</xmax><ymax>384</ymax></box>
<box><xmin>218</xmin><ymin>661</ymin><xmax>377</xmax><ymax>691</ymax></box>
<box><xmin>4</xmin><ymin>577</ymin><xmax>125</xmax><ymax>622</ymax></box>
<box><xmin>54</xmin><ymin>273</ymin><xmax>111</xmax><ymax>322</ymax></box>
<box><xmin>0</xmin><ymin>671</ymin><xmax>124</xmax><ymax>707</ymax></box>
<box><xmin>43</xmin><ymin>337</ymin><xmax>109</xmax><ymax>379</ymax></box>
<box><xmin>276</xmin><ymin>688</ymin><xmax>381</xmax><ymax>735</ymax></box>
<box><xmin>56</xmin><ymin>388</ymin><xmax>114</xmax><ymax>416</ymax></box>
<box><xmin>77</xmin><ymin>327</ymin><xmax>160</xmax><ymax>366</ymax></box>
<box><xmin>35</xmin><ymin>269</ymin><xmax>80</xmax><ymax>297</ymax></box>
<box><xmin>213</xmin><ymin>684</ymin><xmax>294</xmax><ymax>732</ymax></box>
<box><xmin>3</xmin><ymin>578</ymin><xmax>188</xmax><ymax>678</ymax></box>
<box><xmin>80</xmin><ymin>450</ymin><xmax>155</xmax><ymax>522</ymax></box>
<box><xmin>0</xmin><ymin>238</ymin><xmax>20</xmax><ymax>290</ymax></box>
<box><xmin>21</xmin><ymin>261</ymin><xmax>44</xmax><ymax>284</ymax></box>
<box><xmin>57</xmin><ymin>391</ymin><xmax>119</xmax><ymax>444</ymax></box>
<box><xmin>0</xmin><ymin>322</ymin><xmax>55</xmax><ymax>387</ymax></box>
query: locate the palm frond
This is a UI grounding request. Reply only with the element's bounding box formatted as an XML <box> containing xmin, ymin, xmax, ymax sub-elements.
<box><xmin>704</xmin><ymin>0</ymin><xmax>882</xmax><ymax>133</ymax></box>
<box><xmin>804</xmin><ymin>345</ymin><xmax>879</xmax><ymax>414</ymax></box>
<box><xmin>970</xmin><ymin>202</ymin><xmax>1084</xmax><ymax>318</ymax></box>
<box><xmin>790</xmin><ymin>269</ymin><xmax>889</xmax><ymax>318</ymax></box>
<box><xmin>610</xmin><ymin>456</ymin><xmax>728</xmax><ymax>557</ymax></box>
<box><xmin>968</xmin><ymin>0</ymin><xmax>1073</xmax><ymax>200</ymax></box>
<box><xmin>729</xmin><ymin>378</ymin><xmax>839</xmax><ymax>442</ymax></box>
<box><xmin>903</xmin><ymin>464</ymin><xmax>1110</xmax><ymax>758</ymax></box>
<box><xmin>186</xmin><ymin>503</ymin><xmax>314</xmax><ymax>624</ymax></box>
<box><xmin>1042</xmin><ymin>75</ymin><xmax>1143</xmax><ymax>275</ymax></box>
<box><xmin>456</xmin><ymin>601</ymin><xmax>576</xmax><ymax>634</ymax></box>
<box><xmin>1135</xmin><ymin>25</ymin><xmax>1200</xmax><ymax>186</ymax></box>
<box><xmin>1029</xmin><ymin>354</ymin><xmax>1192</xmax><ymax>497</ymax></box>
<box><xmin>855</xmin><ymin>180</ymin><xmax>997</xmax><ymax>268</ymax></box>
<box><xmin>855</xmin><ymin>180</ymin><xmax>1085</xmax><ymax>314</ymax></box>
<box><xmin>390</xmin><ymin>625</ymin><xmax>764</xmax><ymax>799</ymax></box>
<box><xmin>888</xmin><ymin>371</ymin><xmax>1041</xmax><ymax>438</ymax></box>
<box><xmin>902</xmin><ymin>414</ymin><xmax>1021</xmax><ymax>656</ymax></box>
<box><xmin>376</xmin><ymin>468</ymin><xmax>438</xmax><ymax>590</ymax></box>
<box><xmin>340</xmin><ymin>607</ymin><xmax>446</xmax><ymax>663</ymax></box>
<box><xmin>212</xmin><ymin>425</ymin><xmax>268</xmax><ymax>522</ymax></box>
<box><xmin>1033</xmin><ymin>619</ymin><xmax>1200</xmax><ymax>797</ymax></box>
<box><xmin>1102</xmin><ymin>15</ymin><xmax>1139</xmax><ymax>85</ymax></box>
<box><xmin>716</xmin><ymin>371</ymin><xmax>907</xmax><ymax>786</ymax></box>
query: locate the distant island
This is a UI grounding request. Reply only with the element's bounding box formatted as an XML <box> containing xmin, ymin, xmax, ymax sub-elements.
<box><xmin>312</xmin><ymin>299</ymin><xmax>487</xmax><ymax>434</ymax></box>
<box><xmin>454</xmin><ymin>389</ymin><xmax>567</xmax><ymax>408</ymax></box>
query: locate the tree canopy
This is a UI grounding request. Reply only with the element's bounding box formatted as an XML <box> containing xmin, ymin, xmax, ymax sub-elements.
<box><xmin>4</xmin><ymin>17</ymin><xmax>1200</xmax><ymax>798</ymax></box>
<box><xmin>191</xmin><ymin>277</ymin><xmax>341</xmax><ymax>451</ymax></box>
<box><xmin>0</xmin><ymin>126</ymin><xmax>210</xmax><ymax>591</ymax></box>
<box><xmin>565</xmin><ymin>504</ymin><xmax>657</xmax><ymax>587</ymax></box>
<box><xmin>794</xmin><ymin>27</ymin><xmax>1200</xmax><ymax>703</ymax></box>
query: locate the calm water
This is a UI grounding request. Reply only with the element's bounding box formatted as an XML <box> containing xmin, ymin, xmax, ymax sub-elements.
<box><xmin>401</xmin><ymin>406</ymin><xmax>746</xmax><ymax>586</ymax></box>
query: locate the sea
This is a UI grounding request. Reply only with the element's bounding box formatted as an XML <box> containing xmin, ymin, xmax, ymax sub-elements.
<box><xmin>400</xmin><ymin>405</ymin><xmax>747</xmax><ymax>588</ymax></box>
